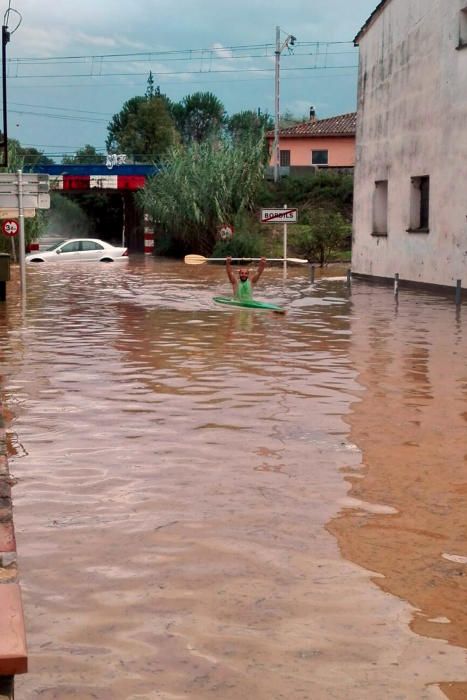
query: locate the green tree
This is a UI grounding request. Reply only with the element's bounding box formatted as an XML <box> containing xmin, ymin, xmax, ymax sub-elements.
<box><xmin>19</xmin><ymin>147</ymin><xmax>54</xmax><ymax>168</ymax></box>
<box><xmin>145</xmin><ymin>71</ymin><xmax>161</xmax><ymax>99</ymax></box>
<box><xmin>139</xmin><ymin>133</ymin><xmax>266</xmax><ymax>255</ymax></box>
<box><xmin>294</xmin><ymin>208</ymin><xmax>350</xmax><ymax>267</ymax></box>
<box><xmin>280</xmin><ymin>110</ymin><xmax>307</xmax><ymax>128</ymax></box>
<box><xmin>0</xmin><ymin>139</ymin><xmax>53</xmax><ymax>171</ymax></box>
<box><xmin>0</xmin><ymin>139</ymin><xmax>26</xmax><ymax>172</ymax></box>
<box><xmin>62</xmin><ymin>144</ymin><xmax>105</xmax><ymax>165</ymax></box>
<box><xmin>106</xmin><ymin>95</ymin><xmax>177</xmax><ymax>162</ymax></box>
<box><xmin>172</xmin><ymin>92</ymin><xmax>225</xmax><ymax>144</ymax></box>
<box><xmin>227</xmin><ymin>109</ymin><xmax>273</xmax><ymax>164</ymax></box>
<box><xmin>227</xmin><ymin>110</ymin><xmax>273</xmax><ymax>141</ymax></box>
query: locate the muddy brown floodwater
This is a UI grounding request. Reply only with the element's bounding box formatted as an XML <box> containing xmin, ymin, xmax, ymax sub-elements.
<box><xmin>0</xmin><ymin>258</ymin><xmax>465</xmax><ymax>700</ymax></box>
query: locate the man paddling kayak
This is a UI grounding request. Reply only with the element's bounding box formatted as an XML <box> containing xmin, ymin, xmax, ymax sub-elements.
<box><xmin>226</xmin><ymin>256</ymin><xmax>266</xmax><ymax>301</ymax></box>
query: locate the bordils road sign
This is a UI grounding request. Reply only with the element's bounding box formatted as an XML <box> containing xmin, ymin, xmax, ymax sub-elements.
<box><xmin>260</xmin><ymin>208</ymin><xmax>298</xmax><ymax>223</ymax></box>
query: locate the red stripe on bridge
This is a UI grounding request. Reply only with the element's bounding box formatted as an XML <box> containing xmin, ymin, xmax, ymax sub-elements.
<box><xmin>60</xmin><ymin>175</ymin><xmax>146</xmax><ymax>191</ymax></box>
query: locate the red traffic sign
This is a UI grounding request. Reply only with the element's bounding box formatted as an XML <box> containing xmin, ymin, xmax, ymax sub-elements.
<box><xmin>1</xmin><ymin>219</ymin><xmax>19</xmax><ymax>237</ymax></box>
<box><xmin>218</xmin><ymin>224</ymin><xmax>234</xmax><ymax>240</ymax></box>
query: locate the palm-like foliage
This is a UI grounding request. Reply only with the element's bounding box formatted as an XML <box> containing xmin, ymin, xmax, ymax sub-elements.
<box><xmin>139</xmin><ymin>134</ymin><xmax>266</xmax><ymax>254</ymax></box>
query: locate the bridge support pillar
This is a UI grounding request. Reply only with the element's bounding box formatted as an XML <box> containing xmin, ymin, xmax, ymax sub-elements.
<box><xmin>26</xmin><ymin>241</ymin><xmax>39</xmax><ymax>254</ymax></box>
<box><xmin>144</xmin><ymin>214</ymin><xmax>154</xmax><ymax>255</ymax></box>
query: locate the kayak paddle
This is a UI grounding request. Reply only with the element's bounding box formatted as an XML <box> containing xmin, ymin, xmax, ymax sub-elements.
<box><xmin>184</xmin><ymin>254</ymin><xmax>308</xmax><ymax>265</ymax></box>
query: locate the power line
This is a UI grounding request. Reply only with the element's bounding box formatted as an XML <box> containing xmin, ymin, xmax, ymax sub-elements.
<box><xmin>9</xmin><ymin>70</ymin><xmax>358</xmax><ymax>90</ymax></box>
<box><xmin>9</xmin><ymin>40</ymin><xmax>355</xmax><ymax>63</ymax></box>
<box><xmin>21</xmin><ymin>143</ymin><xmax>107</xmax><ymax>150</ymax></box>
<box><xmin>8</xmin><ymin>64</ymin><xmax>358</xmax><ymax>81</ymax></box>
<box><xmin>8</xmin><ymin>39</ymin><xmax>358</xmax><ymax>154</ymax></box>
<box><xmin>10</xmin><ymin>101</ymin><xmax>113</xmax><ymax>116</ymax></box>
<box><xmin>9</xmin><ymin>49</ymin><xmax>357</xmax><ymax>69</ymax></box>
<box><xmin>10</xmin><ymin>108</ymin><xmax>108</xmax><ymax>123</ymax></box>
<box><xmin>6</xmin><ymin>40</ymin><xmax>358</xmax><ymax>86</ymax></box>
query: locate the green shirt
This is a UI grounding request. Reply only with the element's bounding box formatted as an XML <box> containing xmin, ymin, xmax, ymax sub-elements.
<box><xmin>235</xmin><ymin>279</ymin><xmax>253</xmax><ymax>301</ymax></box>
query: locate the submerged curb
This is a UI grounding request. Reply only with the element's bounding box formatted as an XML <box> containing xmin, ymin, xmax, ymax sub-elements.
<box><xmin>0</xmin><ymin>406</ymin><xmax>28</xmax><ymax>697</ymax></box>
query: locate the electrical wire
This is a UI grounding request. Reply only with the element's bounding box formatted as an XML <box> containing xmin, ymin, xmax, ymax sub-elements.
<box><xmin>9</xmin><ymin>70</ymin><xmax>358</xmax><ymax>90</ymax></box>
<box><xmin>8</xmin><ymin>38</ymin><xmax>358</xmax><ymax>157</ymax></box>
<box><xmin>9</xmin><ymin>101</ymin><xmax>113</xmax><ymax>116</ymax></box>
<box><xmin>10</xmin><ymin>50</ymin><xmax>357</xmax><ymax>68</ymax></box>
<box><xmin>8</xmin><ymin>64</ymin><xmax>357</xmax><ymax>81</ymax></box>
<box><xmin>10</xmin><ymin>108</ymin><xmax>108</xmax><ymax>123</ymax></box>
<box><xmin>10</xmin><ymin>40</ymin><xmax>355</xmax><ymax>63</ymax></box>
<box><xmin>3</xmin><ymin>1</ymin><xmax>22</xmax><ymax>34</ymax></box>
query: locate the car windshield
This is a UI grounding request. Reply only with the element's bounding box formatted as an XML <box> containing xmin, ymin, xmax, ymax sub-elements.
<box><xmin>45</xmin><ymin>240</ymin><xmax>66</xmax><ymax>251</ymax></box>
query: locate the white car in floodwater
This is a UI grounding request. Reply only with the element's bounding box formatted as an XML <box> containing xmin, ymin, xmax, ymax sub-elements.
<box><xmin>26</xmin><ymin>238</ymin><xmax>129</xmax><ymax>263</ymax></box>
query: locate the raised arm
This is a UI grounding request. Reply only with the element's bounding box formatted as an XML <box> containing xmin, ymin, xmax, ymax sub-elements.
<box><xmin>251</xmin><ymin>257</ymin><xmax>266</xmax><ymax>285</ymax></box>
<box><xmin>226</xmin><ymin>256</ymin><xmax>237</xmax><ymax>286</ymax></box>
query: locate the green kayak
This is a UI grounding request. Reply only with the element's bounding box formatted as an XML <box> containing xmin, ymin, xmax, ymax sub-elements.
<box><xmin>213</xmin><ymin>296</ymin><xmax>286</xmax><ymax>313</ymax></box>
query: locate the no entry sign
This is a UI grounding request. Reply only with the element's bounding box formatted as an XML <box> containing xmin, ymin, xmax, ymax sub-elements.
<box><xmin>1</xmin><ymin>219</ymin><xmax>19</xmax><ymax>237</ymax></box>
<box><xmin>260</xmin><ymin>208</ymin><xmax>298</xmax><ymax>223</ymax></box>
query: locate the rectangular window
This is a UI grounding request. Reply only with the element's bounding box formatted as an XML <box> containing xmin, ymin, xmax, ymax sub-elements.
<box><xmin>372</xmin><ymin>180</ymin><xmax>388</xmax><ymax>235</ymax></box>
<box><xmin>459</xmin><ymin>6</ymin><xmax>467</xmax><ymax>48</ymax></box>
<box><xmin>409</xmin><ymin>176</ymin><xmax>430</xmax><ymax>232</ymax></box>
<box><xmin>312</xmin><ymin>150</ymin><xmax>328</xmax><ymax>165</ymax></box>
<box><xmin>280</xmin><ymin>150</ymin><xmax>290</xmax><ymax>167</ymax></box>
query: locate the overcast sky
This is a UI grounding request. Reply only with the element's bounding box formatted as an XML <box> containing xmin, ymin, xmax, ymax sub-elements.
<box><xmin>2</xmin><ymin>0</ymin><xmax>378</xmax><ymax>161</ymax></box>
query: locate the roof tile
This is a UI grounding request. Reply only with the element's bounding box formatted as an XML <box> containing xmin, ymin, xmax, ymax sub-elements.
<box><xmin>267</xmin><ymin>112</ymin><xmax>356</xmax><ymax>139</ymax></box>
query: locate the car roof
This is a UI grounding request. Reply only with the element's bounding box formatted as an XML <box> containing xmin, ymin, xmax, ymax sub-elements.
<box><xmin>58</xmin><ymin>238</ymin><xmax>109</xmax><ymax>244</ymax></box>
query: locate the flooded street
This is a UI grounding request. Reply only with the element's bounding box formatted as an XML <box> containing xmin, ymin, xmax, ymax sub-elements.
<box><xmin>0</xmin><ymin>258</ymin><xmax>466</xmax><ymax>700</ymax></box>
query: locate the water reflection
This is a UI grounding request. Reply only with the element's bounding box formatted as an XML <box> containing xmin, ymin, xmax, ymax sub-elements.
<box><xmin>329</xmin><ymin>283</ymin><xmax>467</xmax><ymax>700</ymax></box>
<box><xmin>0</xmin><ymin>260</ymin><xmax>465</xmax><ymax>699</ymax></box>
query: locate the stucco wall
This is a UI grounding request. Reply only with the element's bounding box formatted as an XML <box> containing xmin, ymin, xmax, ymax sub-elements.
<box><xmin>352</xmin><ymin>0</ymin><xmax>467</xmax><ymax>287</ymax></box>
<box><xmin>268</xmin><ymin>136</ymin><xmax>355</xmax><ymax>167</ymax></box>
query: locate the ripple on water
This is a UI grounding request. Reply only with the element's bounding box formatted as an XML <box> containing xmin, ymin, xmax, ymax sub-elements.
<box><xmin>1</xmin><ymin>260</ymin><xmax>465</xmax><ymax>699</ymax></box>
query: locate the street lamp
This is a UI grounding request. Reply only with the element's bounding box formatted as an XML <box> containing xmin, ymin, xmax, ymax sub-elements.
<box><xmin>273</xmin><ymin>26</ymin><xmax>296</xmax><ymax>183</ymax></box>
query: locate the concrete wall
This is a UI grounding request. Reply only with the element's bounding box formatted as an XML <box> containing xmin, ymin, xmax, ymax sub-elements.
<box><xmin>268</xmin><ymin>136</ymin><xmax>355</xmax><ymax>167</ymax></box>
<box><xmin>352</xmin><ymin>0</ymin><xmax>467</xmax><ymax>288</ymax></box>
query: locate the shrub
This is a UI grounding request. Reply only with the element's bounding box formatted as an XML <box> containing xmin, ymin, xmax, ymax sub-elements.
<box><xmin>139</xmin><ymin>133</ymin><xmax>266</xmax><ymax>255</ymax></box>
<box><xmin>212</xmin><ymin>230</ymin><xmax>262</xmax><ymax>258</ymax></box>
<box><xmin>293</xmin><ymin>208</ymin><xmax>351</xmax><ymax>267</ymax></box>
<box><xmin>258</xmin><ymin>171</ymin><xmax>354</xmax><ymax>216</ymax></box>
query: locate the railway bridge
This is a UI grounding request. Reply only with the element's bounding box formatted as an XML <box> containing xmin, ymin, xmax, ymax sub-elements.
<box><xmin>27</xmin><ymin>163</ymin><xmax>159</xmax><ymax>253</ymax></box>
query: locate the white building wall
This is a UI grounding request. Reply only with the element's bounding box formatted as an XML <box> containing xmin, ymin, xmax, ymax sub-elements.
<box><xmin>352</xmin><ymin>0</ymin><xmax>467</xmax><ymax>287</ymax></box>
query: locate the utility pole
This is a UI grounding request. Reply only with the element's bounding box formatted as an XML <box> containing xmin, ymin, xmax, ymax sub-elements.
<box><xmin>273</xmin><ymin>26</ymin><xmax>296</xmax><ymax>183</ymax></box>
<box><xmin>1</xmin><ymin>26</ymin><xmax>10</xmax><ymax>167</ymax></box>
<box><xmin>17</xmin><ymin>170</ymin><xmax>26</xmax><ymax>294</ymax></box>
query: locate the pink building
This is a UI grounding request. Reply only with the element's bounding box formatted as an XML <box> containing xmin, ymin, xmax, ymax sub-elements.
<box><xmin>267</xmin><ymin>112</ymin><xmax>356</xmax><ymax>172</ymax></box>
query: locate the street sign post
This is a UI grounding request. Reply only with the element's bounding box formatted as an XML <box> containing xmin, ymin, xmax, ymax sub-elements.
<box><xmin>260</xmin><ymin>206</ymin><xmax>299</xmax><ymax>278</ymax></box>
<box><xmin>1</xmin><ymin>219</ymin><xmax>18</xmax><ymax>237</ymax></box>
<box><xmin>0</xmin><ymin>208</ymin><xmax>35</xmax><ymax>219</ymax></box>
<box><xmin>0</xmin><ymin>171</ymin><xmax>51</xmax><ymax>293</ymax></box>
<box><xmin>0</xmin><ymin>173</ymin><xmax>50</xmax><ymax>209</ymax></box>
<box><xmin>0</xmin><ymin>193</ymin><xmax>50</xmax><ymax>209</ymax></box>
<box><xmin>0</xmin><ymin>173</ymin><xmax>49</xmax><ymax>188</ymax></box>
